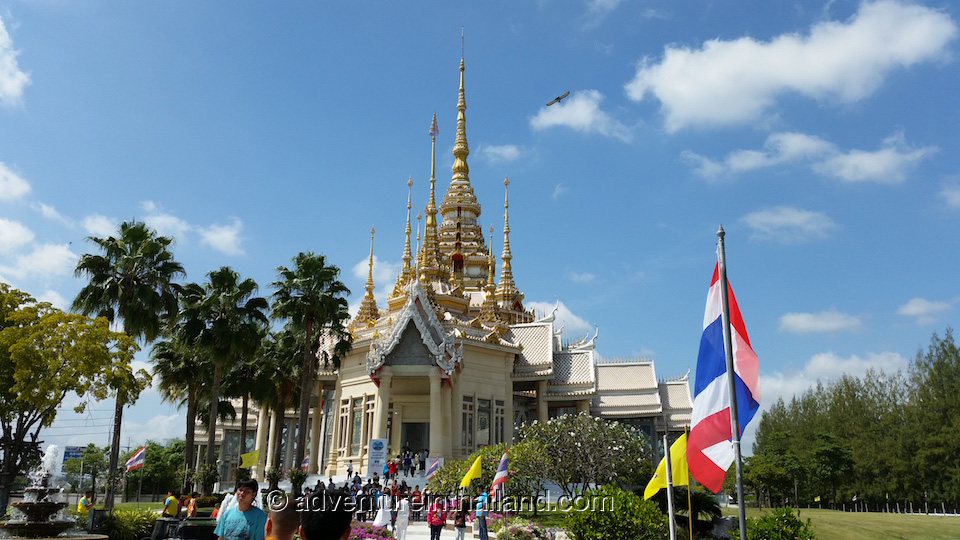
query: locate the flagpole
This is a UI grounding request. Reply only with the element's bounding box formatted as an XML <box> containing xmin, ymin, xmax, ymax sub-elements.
<box><xmin>686</xmin><ymin>426</ymin><xmax>693</xmax><ymax>540</ymax></box>
<box><xmin>717</xmin><ymin>225</ymin><xmax>747</xmax><ymax>540</ymax></box>
<box><xmin>137</xmin><ymin>468</ymin><xmax>143</xmax><ymax>507</ymax></box>
<box><xmin>664</xmin><ymin>435</ymin><xmax>677</xmax><ymax>540</ymax></box>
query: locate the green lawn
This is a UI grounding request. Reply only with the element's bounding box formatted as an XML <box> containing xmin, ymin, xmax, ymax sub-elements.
<box><xmin>722</xmin><ymin>507</ymin><xmax>960</xmax><ymax>540</ymax></box>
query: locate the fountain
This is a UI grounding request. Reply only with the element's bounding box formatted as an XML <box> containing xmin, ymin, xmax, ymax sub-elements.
<box><xmin>0</xmin><ymin>445</ymin><xmax>86</xmax><ymax>539</ymax></box>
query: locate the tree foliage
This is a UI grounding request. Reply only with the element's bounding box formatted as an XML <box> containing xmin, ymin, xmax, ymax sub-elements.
<box><xmin>0</xmin><ymin>284</ymin><xmax>147</xmax><ymax>516</ymax></box>
<box><xmin>564</xmin><ymin>485</ymin><xmax>668</xmax><ymax>540</ymax></box>
<box><xmin>750</xmin><ymin>328</ymin><xmax>960</xmax><ymax>508</ymax></box>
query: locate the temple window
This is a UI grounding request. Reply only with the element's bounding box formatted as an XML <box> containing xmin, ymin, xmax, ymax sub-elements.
<box><xmin>495</xmin><ymin>400</ymin><xmax>505</xmax><ymax>444</ymax></box>
<box><xmin>462</xmin><ymin>396</ymin><xmax>474</xmax><ymax>448</ymax></box>
<box><xmin>477</xmin><ymin>398</ymin><xmax>491</xmax><ymax>446</ymax></box>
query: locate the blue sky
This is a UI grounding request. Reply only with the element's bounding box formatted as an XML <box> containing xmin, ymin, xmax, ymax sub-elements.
<box><xmin>1</xmin><ymin>0</ymin><xmax>957</xmax><ymax>455</ymax></box>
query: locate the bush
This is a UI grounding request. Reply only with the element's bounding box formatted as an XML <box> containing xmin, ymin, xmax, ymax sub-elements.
<box><xmin>348</xmin><ymin>521</ymin><xmax>394</xmax><ymax>539</ymax></box>
<box><xmin>491</xmin><ymin>516</ymin><xmax>550</xmax><ymax>540</ymax></box>
<box><xmin>194</xmin><ymin>494</ymin><xmax>224</xmax><ymax>508</ymax></box>
<box><xmin>100</xmin><ymin>508</ymin><xmax>157</xmax><ymax>540</ymax></box>
<box><xmin>564</xmin><ymin>485</ymin><xmax>668</xmax><ymax>540</ymax></box>
<box><xmin>734</xmin><ymin>507</ymin><xmax>816</xmax><ymax>540</ymax></box>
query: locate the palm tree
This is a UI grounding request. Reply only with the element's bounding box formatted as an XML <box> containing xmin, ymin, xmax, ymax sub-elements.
<box><xmin>179</xmin><ymin>266</ymin><xmax>268</xmax><ymax>490</ymax></box>
<box><xmin>151</xmin><ymin>335</ymin><xmax>209</xmax><ymax>492</ymax></box>
<box><xmin>221</xmin><ymin>324</ymin><xmax>268</xmax><ymax>467</ymax></box>
<box><xmin>253</xmin><ymin>327</ymin><xmax>304</xmax><ymax>475</ymax></box>
<box><xmin>271</xmin><ymin>252</ymin><xmax>352</xmax><ymax>470</ymax></box>
<box><xmin>72</xmin><ymin>220</ymin><xmax>184</xmax><ymax>511</ymax></box>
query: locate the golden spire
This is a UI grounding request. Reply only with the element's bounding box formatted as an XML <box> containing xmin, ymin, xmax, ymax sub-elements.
<box><xmin>452</xmin><ymin>58</ymin><xmax>469</xmax><ymax>179</ymax></box>
<box><xmin>496</xmin><ymin>177</ymin><xmax>518</xmax><ymax>304</ymax></box>
<box><xmin>480</xmin><ymin>224</ymin><xmax>499</xmax><ymax>323</ymax></box>
<box><xmin>401</xmin><ymin>177</ymin><xmax>414</xmax><ymax>284</ymax></box>
<box><xmin>420</xmin><ymin>112</ymin><xmax>442</xmax><ymax>276</ymax></box>
<box><xmin>356</xmin><ymin>227</ymin><xmax>380</xmax><ymax>326</ymax></box>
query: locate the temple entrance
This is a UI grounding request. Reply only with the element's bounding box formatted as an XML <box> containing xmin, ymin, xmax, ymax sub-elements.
<box><xmin>401</xmin><ymin>422</ymin><xmax>429</xmax><ymax>453</ymax></box>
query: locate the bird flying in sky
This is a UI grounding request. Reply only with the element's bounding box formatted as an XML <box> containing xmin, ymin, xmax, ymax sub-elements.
<box><xmin>546</xmin><ymin>91</ymin><xmax>570</xmax><ymax>106</ymax></box>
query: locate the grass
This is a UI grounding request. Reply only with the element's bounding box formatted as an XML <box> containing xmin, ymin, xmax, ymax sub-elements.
<box><xmin>722</xmin><ymin>506</ymin><xmax>960</xmax><ymax>540</ymax></box>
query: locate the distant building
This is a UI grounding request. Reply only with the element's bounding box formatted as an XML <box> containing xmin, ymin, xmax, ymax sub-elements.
<box><xmin>195</xmin><ymin>56</ymin><xmax>691</xmax><ymax>483</ymax></box>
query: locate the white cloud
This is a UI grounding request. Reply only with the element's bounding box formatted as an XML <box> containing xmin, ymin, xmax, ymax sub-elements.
<box><xmin>32</xmin><ymin>202</ymin><xmax>73</xmax><ymax>227</ymax></box>
<box><xmin>779</xmin><ymin>309</ymin><xmax>862</xmax><ymax>333</ymax></box>
<box><xmin>941</xmin><ymin>185</ymin><xmax>960</xmax><ymax>208</ymax></box>
<box><xmin>198</xmin><ymin>218</ymin><xmax>244</xmax><ymax>256</ymax></box>
<box><xmin>527</xmin><ymin>299</ymin><xmax>593</xmax><ymax>336</ymax></box>
<box><xmin>581</xmin><ymin>0</ymin><xmax>623</xmax><ymax>30</ymax></box>
<box><xmin>0</xmin><ymin>16</ymin><xmax>30</xmax><ymax>106</ymax></box>
<box><xmin>897</xmin><ymin>297</ymin><xmax>951</xmax><ymax>324</ymax></box>
<box><xmin>759</xmin><ymin>351</ymin><xmax>908</xmax><ymax>412</ymax></box>
<box><xmin>686</xmin><ymin>131</ymin><xmax>935</xmax><ymax>183</ymax></box>
<box><xmin>479</xmin><ymin>144</ymin><xmax>522</xmax><ymax>164</ymax></box>
<box><xmin>141</xmin><ymin>200</ymin><xmax>191</xmax><ymax>239</ymax></box>
<box><xmin>37</xmin><ymin>289</ymin><xmax>68</xmax><ymax>310</ymax></box>
<box><xmin>625</xmin><ymin>0</ymin><xmax>958</xmax><ymax>131</ymax></box>
<box><xmin>0</xmin><ymin>243</ymin><xmax>77</xmax><ymax>279</ymax></box>
<box><xmin>0</xmin><ymin>161</ymin><xmax>30</xmax><ymax>200</ymax></box>
<box><xmin>552</xmin><ymin>183</ymin><xmax>568</xmax><ymax>200</ymax></box>
<box><xmin>569</xmin><ymin>271</ymin><xmax>595</xmax><ymax>283</ymax></box>
<box><xmin>740</xmin><ymin>206</ymin><xmax>837</xmax><ymax>244</ymax></box>
<box><xmin>82</xmin><ymin>214</ymin><xmax>117</xmax><ymax>237</ymax></box>
<box><xmin>0</xmin><ymin>218</ymin><xmax>33</xmax><ymax>252</ymax></box>
<box><xmin>530</xmin><ymin>90</ymin><xmax>631</xmax><ymax>142</ymax></box>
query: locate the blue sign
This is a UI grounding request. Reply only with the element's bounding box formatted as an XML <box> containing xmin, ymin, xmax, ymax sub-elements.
<box><xmin>61</xmin><ymin>446</ymin><xmax>84</xmax><ymax>473</ymax></box>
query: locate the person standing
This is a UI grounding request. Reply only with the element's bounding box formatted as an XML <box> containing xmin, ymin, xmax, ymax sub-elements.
<box><xmin>214</xmin><ymin>479</ymin><xmax>267</xmax><ymax>540</ymax></box>
<box><xmin>186</xmin><ymin>492</ymin><xmax>199</xmax><ymax>518</ymax></box>
<box><xmin>162</xmin><ymin>490</ymin><xmax>180</xmax><ymax>518</ymax></box>
<box><xmin>426</xmin><ymin>495</ymin><xmax>446</xmax><ymax>540</ymax></box>
<box><xmin>394</xmin><ymin>493</ymin><xmax>410</xmax><ymax>540</ymax></box>
<box><xmin>453</xmin><ymin>497</ymin><xmax>468</xmax><ymax>540</ymax></box>
<box><xmin>372</xmin><ymin>488</ymin><xmax>391</xmax><ymax>528</ymax></box>
<box><xmin>475</xmin><ymin>487</ymin><xmax>489</xmax><ymax>540</ymax></box>
<box><xmin>346</xmin><ymin>460</ymin><xmax>354</xmax><ymax>479</ymax></box>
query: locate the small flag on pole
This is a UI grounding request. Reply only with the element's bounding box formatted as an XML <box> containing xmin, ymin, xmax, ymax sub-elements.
<box><xmin>490</xmin><ymin>452</ymin><xmax>508</xmax><ymax>501</ymax></box>
<box><xmin>459</xmin><ymin>456</ymin><xmax>483</xmax><ymax>488</ymax></box>
<box><xmin>239</xmin><ymin>449</ymin><xmax>259</xmax><ymax>469</ymax></box>
<box><xmin>644</xmin><ymin>434</ymin><xmax>688</xmax><ymax>499</ymax></box>
<box><xmin>125</xmin><ymin>446</ymin><xmax>146</xmax><ymax>472</ymax></box>
<box><xmin>425</xmin><ymin>457</ymin><xmax>442</xmax><ymax>480</ymax></box>
<box><xmin>301</xmin><ymin>455</ymin><xmax>310</xmax><ymax>470</ymax></box>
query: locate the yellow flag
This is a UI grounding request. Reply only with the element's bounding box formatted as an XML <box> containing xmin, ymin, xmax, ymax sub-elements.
<box><xmin>459</xmin><ymin>456</ymin><xmax>483</xmax><ymax>488</ymax></box>
<box><xmin>239</xmin><ymin>448</ymin><xmax>260</xmax><ymax>469</ymax></box>
<box><xmin>814</xmin><ymin>496</ymin><xmax>821</xmax><ymax>502</ymax></box>
<box><xmin>643</xmin><ymin>434</ymin><xmax>688</xmax><ymax>499</ymax></box>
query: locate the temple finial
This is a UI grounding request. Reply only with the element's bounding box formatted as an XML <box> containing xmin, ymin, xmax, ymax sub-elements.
<box><xmin>401</xmin><ymin>177</ymin><xmax>414</xmax><ymax>284</ymax></box>
<box><xmin>497</xmin><ymin>177</ymin><xmax>519</xmax><ymax>307</ymax></box>
<box><xmin>355</xmin><ymin>227</ymin><xmax>380</xmax><ymax>326</ymax></box>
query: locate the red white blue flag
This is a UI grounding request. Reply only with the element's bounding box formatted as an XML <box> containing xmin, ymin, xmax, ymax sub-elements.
<box><xmin>490</xmin><ymin>452</ymin><xmax>508</xmax><ymax>501</ymax></box>
<box><xmin>125</xmin><ymin>446</ymin><xmax>146</xmax><ymax>472</ymax></box>
<box><xmin>425</xmin><ymin>457</ymin><xmax>442</xmax><ymax>479</ymax></box>
<box><xmin>688</xmin><ymin>262</ymin><xmax>760</xmax><ymax>493</ymax></box>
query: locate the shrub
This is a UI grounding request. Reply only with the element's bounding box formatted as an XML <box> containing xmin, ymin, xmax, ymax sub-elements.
<box><xmin>288</xmin><ymin>467</ymin><xmax>308</xmax><ymax>495</ymax></box>
<box><xmin>734</xmin><ymin>507</ymin><xmax>816</xmax><ymax>540</ymax></box>
<box><xmin>100</xmin><ymin>508</ymin><xmax>156</xmax><ymax>540</ymax></box>
<box><xmin>194</xmin><ymin>494</ymin><xmax>224</xmax><ymax>508</ymax></box>
<box><xmin>564</xmin><ymin>485</ymin><xmax>668</xmax><ymax>540</ymax></box>
<box><xmin>348</xmin><ymin>521</ymin><xmax>394</xmax><ymax>539</ymax></box>
<box><xmin>491</xmin><ymin>516</ymin><xmax>550</xmax><ymax>540</ymax></box>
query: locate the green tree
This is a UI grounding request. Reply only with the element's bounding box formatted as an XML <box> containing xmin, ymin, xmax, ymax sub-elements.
<box><xmin>72</xmin><ymin>220</ymin><xmax>185</xmax><ymax>510</ymax></box>
<box><xmin>565</xmin><ymin>485</ymin><xmax>668</xmax><ymax>540</ymax></box>
<box><xmin>0</xmin><ymin>285</ymin><xmax>146</xmax><ymax>516</ymax></box>
<box><xmin>221</xmin><ymin>325</ymin><xmax>268</xmax><ymax>469</ymax></box>
<box><xmin>179</xmin><ymin>266</ymin><xmax>268</xmax><ymax>490</ymax></box>
<box><xmin>253</xmin><ymin>327</ymin><xmax>304</xmax><ymax>472</ymax></box>
<box><xmin>151</xmin><ymin>335</ymin><xmax>209</xmax><ymax>492</ymax></box>
<box><xmin>62</xmin><ymin>444</ymin><xmax>110</xmax><ymax>496</ymax></box>
<box><xmin>271</xmin><ymin>252</ymin><xmax>352</xmax><ymax>469</ymax></box>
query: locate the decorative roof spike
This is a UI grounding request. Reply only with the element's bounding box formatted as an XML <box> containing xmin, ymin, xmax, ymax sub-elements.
<box><xmin>421</xmin><ymin>112</ymin><xmax>442</xmax><ymax>276</ymax></box>
<box><xmin>480</xmin><ymin>224</ymin><xmax>500</xmax><ymax>323</ymax></box>
<box><xmin>497</xmin><ymin>177</ymin><xmax>519</xmax><ymax>305</ymax></box>
<box><xmin>355</xmin><ymin>227</ymin><xmax>380</xmax><ymax>326</ymax></box>
<box><xmin>401</xmin><ymin>177</ymin><xmax>414</xmax><ymax>284</ymax></box>
<box><xmin>451</xmin><ymin>57</ymin><xmax>469</xmax><ymax>179</ymax></box>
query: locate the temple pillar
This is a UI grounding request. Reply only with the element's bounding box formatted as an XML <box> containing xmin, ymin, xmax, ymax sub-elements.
<box><xmin>441</xmin><ymin>378</ymin><xmax>452</xmax><ymax>459</ymax></box>
<box><xmin>252</xmin><ymin>405</ymin><xmax>269</xmax><ymax>480</ymax></box>
<box><xmin>308</xmin><ymin>382</ymin><xmax>322</xmax><ymax>474</ymax></box>
<box><xmin>537</xmin><ymin>380</ymin><xmax>549</xmax><ymax>424</ymax></box>
<box><xmin>265</xmin><ymin>408</ymin><xmax>279</xmax><ymax>472</ymax></box>
<box><xmin>451</xmin><ymin>372</ymin><xmax>462</xmax><ymax>458</ymax></box>
<box><xmin>373</xmin><ymin>367</ymin><xmax>393</xmax><ymax>440</ymax></box>
<box><xmin>429</xmin><ymin>369</ymin><xmax>442</xmax><ymax>457</ymax></box>
<box><xmin>324</xmin><ymin>383</ymin><xmax>343</xmax><ymax>477</ymax></box>
<box><xmin>505</xmin><ymin>357</ymin><xmax>514</xmax><ymax>444</ymax></box>
<box><xmin>390</xmin><ymin>404</ymin><xmax>403</xmax><ymax>457</ymax></box>
<box><xmin>576</xmin><ymin>399</ymin><xmax>590</xmax><ymax>414</ymax></box>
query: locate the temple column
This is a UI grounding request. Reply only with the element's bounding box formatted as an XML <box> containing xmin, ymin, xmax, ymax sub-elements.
<box><xmin>537</xmin><ymin>380</ymin><xmax>549</xmax><ymax>424</ymax></box>
<box><xmin>324</xmin><ymin>384</ymin><xmax>343</xmax><ymax>477</ymax></box>
<box><xmin>252</xmin><ymin>405</ymin><xmax>269</xmax><ymax>480</ymax></box>
<box><xmin>576</xmin><ymin>399</ymin><xmax>590</xmax><ymax>414</ymax></box>
<box><xmin>390</xmin><ymin>404</ymin><xmax>403</xmax><ymax>456</ymax></box>
<box><xmin>308</xmin><ymin>382</ymin><xmax>322</xmax><ymax>474</ymax></box>
<box><xmin>441</xmin><ymin>377</ymin><xmax>452</xmax><ymax>459</ymax></box>
<box><xmin>265</xmin><ymin>409</ymin><xmax>279</xmax><ymax>472</ymax></box>
<box><xmin>429</xmin><ymin>369</ymin><xmax>442</xmax><ymax>457</ymax></box>
<box><xmin>505</xmin><ymin>357</ymin><xmax>514</xmax><ymax>444</ymax></box>
<box><xmin>373</xmin><ymin>367</ymin><xmax>393</xmax><ymax>440</ymax></box>
<box><xmin>451</xmin><ymin>372</ymin><xmax>462</xmax><ymax>458</ymax></box>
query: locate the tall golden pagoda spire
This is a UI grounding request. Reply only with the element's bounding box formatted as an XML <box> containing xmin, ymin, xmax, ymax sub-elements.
<box><xmin>401</xmin><ymin>177</ymin><xmax>414</xmax><ymax>283</ymax></box>
<box><xmin>355</xmin><ymin>227</ymin><xmax>380</xmax><ymax>326</ymax></box>
<box><xmin>496</xmin><ymin>177</ymin><xmax>518</xmax><ymax>305</ymax></box>
<box><xmin>420</xmin><ymin>112</ymin><xmax>443</xmax><ymax>279</ymax></box>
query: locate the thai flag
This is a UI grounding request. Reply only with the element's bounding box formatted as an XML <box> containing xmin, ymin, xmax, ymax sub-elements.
<box><xmin>425</xmin><ymin>458</ymin><xmax>441</xmax><ymax>479</ymax></box>
<box><xmin>489</xmin><ymin>452</ymin><xmax>508</xmax><ymax>502</ymax></box>
<box><xmin>125</xmin><ymin>446</ymin><xmax>146</xmax><ymax>472</ymax></box>
<box><xmin>301</xmin><ymin>456</ymin><xmax>309</xmax><ymax>470</ymax></box>
<box><xmin>688</xmin><ymin>262</ymin><xmax>760</xmax><ymax>493</ymax></box>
